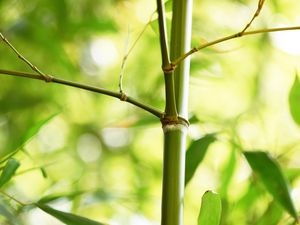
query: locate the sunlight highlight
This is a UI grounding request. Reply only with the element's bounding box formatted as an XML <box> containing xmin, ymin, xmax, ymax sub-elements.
<box><xmin>77</xmin><ymin>133</ymin><xmax>102</xmax><ymax>162</ymax></box>
<box><xmin>90</xmin><ymin>38</ymin><xmax>118</xmax><ymax>67</ymax></box>
<box><xmin>271</xmin><ymin>29</ymin><xmax>300</xmax><ymax>55</ymax></box>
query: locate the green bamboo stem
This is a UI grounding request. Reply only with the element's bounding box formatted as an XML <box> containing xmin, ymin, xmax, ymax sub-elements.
<box><xmin>161</xmin><ymin>126</ymin><xmax>188</xmax><ymax>225</ymax></box>
<box><xmin>161</xmin><ymin>124</ymin><xmax>188</xmax><ymax>225</ymax></box>
<box><xmin>156</xmin><ymin>0</ymin><xmax>177</xmax><ymax>118</ymax></box>
<box><xmin>170</xmin><ymin>0</ymin><xmax>193</xmax><ymax>119</ymax></box>
<box><xmin>160</xmin><ymin>1</ymin><xmax>193</xmax><ymax>225</ymax></box>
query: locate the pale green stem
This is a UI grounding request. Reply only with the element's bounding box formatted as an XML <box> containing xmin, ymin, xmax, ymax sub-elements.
<box><xmin>170</xmin><ymin>0</ymin><xmax>193</xmax><ymax>119</ymax></box>
<box><xmin>161</xmin><ymin>125</ymin><xmax>188</xmax><ymax>225</ymax></box>
<box><xmin>160</xmin><ymin>1</ymin><xmax>193</xmax><ymax>225</ymax></box>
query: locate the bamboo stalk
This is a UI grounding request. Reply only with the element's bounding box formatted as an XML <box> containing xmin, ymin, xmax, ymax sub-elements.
<box><xmin>160</xmin><ymin>1</ymin><xmax>193</xmax><ymax>225</ymax></box>
<box><xmin>156</xmin><ymin>0</ymin><xmax>177</xmax><ymax>118</ymax></box>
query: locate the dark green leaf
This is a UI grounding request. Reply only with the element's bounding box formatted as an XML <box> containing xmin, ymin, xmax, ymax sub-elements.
<box><xmin>0</xmin><ymin>158</ymin><xmax>20</xmax><ymax>188</ymax></box>
<box><xmin>198</xmin><ymin>191</ymin><xmax>222</xmax><ymax>225</ymax></box>
<box><xmin>39</xmin><ymin>167</ymin><xmax>48</xmax><ymax>178</ymax></box>
<box><xmin>36</xmin><ymin>203</ymin><xmax>106</xmax><ymax>225</ymax></box>
<box><xmin>289</xmin><ymin>74</ymin><xmax>300</xmax><ymax>126</ymax></box>
<box><xmin>244</xmin><ymin>151</ymin><xmax>299</xmax><ymax>221</ymax></box>
<box><xmin>38</xmin><ymin>191</ymin><xmax>85</xmax><ymax>204</ymax></box>
<box><xmin>185</xmin><ymin>134</ymin><xmax>216</xmax><ymax>186</ymax></box>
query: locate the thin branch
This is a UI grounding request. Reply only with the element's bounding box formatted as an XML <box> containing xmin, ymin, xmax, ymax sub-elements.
<box><xmin>241</xmin><ymin>0</ymin><xmax>265</xmax><ymax>34</ymax></box>
<box><xmin>156</xmin><ymin>0</ymin><xmax>178</xmax><ymax>118</ymax></box>
<box><xmin>127</xmin><ymin>12</ymin><xmax>156</xmax><ymax>58</ymax></box>
<box><xmin>119</xmin><ymin>13</ymin><xmax>155</xmax><ymax>93</ymax></box>
<box><xmin>156</xmin><ymin>0</ymin><xmax>171</xmax><ymax>68</ymax></box>
<box><xmin>119</xmin><ymin>26</ymin><xmax>130</xmax><ymax>93</ymax></box>
<box><xmin>0</xmin><ymin>69</ymin><xmax>163</xmax><ymax>118</ymax></box>
<box><xmin>16</xmin><ymin>162</ymin><xmax>55</xmax><ymax>176</ymax></box>
<box><xmin>0</xmin><ymin>32</ymin><xmax>52</xmax><ymax>82</ymax></box>
<box><xmin>172</xmin><ymin>25</ymin><xmax>300</xmax><ymax>66</ymax></box>
<box><xmin>0</xmin><ymin>190</ymin><xmax>27</xmax><ymax>207</ymax></box>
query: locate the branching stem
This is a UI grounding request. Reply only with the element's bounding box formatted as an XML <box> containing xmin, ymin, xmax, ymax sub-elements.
<box><xmin>172</xmin><ymin>25</ymin><xmax>300</xmax><ymax>66</ymax></box>
<box><xmin>240</xmin><ymin>0</ymin><xmax>265</xmax><ymax>34</ymax></box>
<box><xmin>0</xmin><ymin>32</ymin><xmax>52</xmax><ymax>82</ymax></box>
<box><xmin>156</xmin><ymin>0</ymin><xmax>177</xmax><ymax>118</ymax></box>
<box><xmin>0</xmin><ymin>69</ymin><xmax>163</xmax><ymax>118</ymax></box>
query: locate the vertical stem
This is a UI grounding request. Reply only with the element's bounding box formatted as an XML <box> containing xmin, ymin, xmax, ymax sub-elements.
<box><xmin>170</xmin><ymin>0</ymin><xmax>193</xmax><ymax>119</ymax></box>
<box><xmin>160</xmin><ymin>1</ymin><xmax>193</xmax><ymax>225</ymax></box>
<box><xmin>161</xmin><ymin>125</ymin><xmax>188</xmax><ymax>225</ymax></box>
<box><xmin>156</xmin><ymin>0</ymin><xmax>177</xmax><ymax>117</ymax></box>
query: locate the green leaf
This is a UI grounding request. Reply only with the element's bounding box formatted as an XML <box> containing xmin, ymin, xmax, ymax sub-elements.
<box><xmin>289</xmin><ymin>74</ymin><xmax>300</xmax><ymax>126</ymax></box>
<box><xmin>0</xmin><ymin>112</ymin><xmax>60</xmax><ymax>164</ymax></box>
<box><xmin>256</xmin><ymin>201</ymin><xmax>283</xmax><ymax>225</ymax></box>
<box><xmin>0</xmin><ymin>158</ymin><xmax>20</xmax><ymax>188</ymax></box>
<box><xmin>198</xmin><ymin>191</ymin><xmax>222</xmax><ymax>225</ymax></box>
<box><xmin>185</xmin><ymin>134</ymin><xmax>216</xmax><ymax>186</ymax></box>
<box><xmin>220</xmin><ymin>147</ymin><xmax>236</xmax><ymax>196</ymax></box>
<box><xmin>0</xmin><ymin>200</ymin><xmax>21</xmax><ymax>225</ymax></box>
<box><xmin>38</xmin><ymin>191</ymin><xmax>85</xmax><ymax>204</ymax></box>
<box><xmin>244</xmin><ymin>151</ymin><xmax>299</xmax><ymax>221</ymax></box>
<box><xmin>36</xmin><ymin>203</ymin><xmax>106</xmax><ymax>225</ymax></box>
<box><xmin>165</xmin><ymin>0</ymin><xmax>172</xmax><ymax>12</ymax></box>
<box><xmin>20</xmin><ymin>112</ymin><xmax>60</xmax><ymax>147</ymax></box>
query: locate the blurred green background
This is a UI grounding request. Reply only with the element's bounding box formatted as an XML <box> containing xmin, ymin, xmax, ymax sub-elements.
<box><xmin>0</xmin><ymin>0</ymin><xmax>300</xmax><ymax>224</ymax></box>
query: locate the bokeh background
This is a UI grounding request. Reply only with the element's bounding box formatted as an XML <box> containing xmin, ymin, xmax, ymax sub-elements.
<box><xmin>0</xmin><ymin>0</ymin><xmax>300</xmax><ymax>224</ymax></box>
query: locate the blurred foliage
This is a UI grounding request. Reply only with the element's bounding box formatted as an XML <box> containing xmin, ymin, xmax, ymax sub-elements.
<box><xmin>0</xmin><ymin>0</ymin><xmax>300</xmax><ymax>225</ymax></box>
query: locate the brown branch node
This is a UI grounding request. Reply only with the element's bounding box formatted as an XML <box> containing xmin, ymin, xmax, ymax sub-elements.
<box><xmin>162</xmin><ymin>64</ymin><xmax>176</xmax><ymax>74</ymax></box>
<box><xmin>160</xmin><ymin>114</ymin><xmax>189</xmax><ymax>127</ymax></box>
<box><xmin>120</xmin><ymin>92</ymin><xmax>128</xmax><ymax>101</ymax></box>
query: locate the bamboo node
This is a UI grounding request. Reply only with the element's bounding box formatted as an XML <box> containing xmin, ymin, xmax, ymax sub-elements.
<box><xmin>162</xmin><ymin>64</ymin><xmax>176</xmax><ymax>74</ymax></box>
<box><xmin>120</xmin><ymin>92</ymin><xmax>128</xmax><ymax>101</ymax></box>
<box><xmin>160</xmin><ymin>114</ymin><xmax>189</xmax><ymax>128</ymax></box>
<box><xmin>43</xmin><ymin>74</ymin><xmax>53</xmax><ymax>82</ymax></box>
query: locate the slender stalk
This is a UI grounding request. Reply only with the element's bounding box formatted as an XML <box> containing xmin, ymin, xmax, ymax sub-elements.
<box><xmin>0</xmin><ymin>32</ymin><xmax>51</xmax><ymax>81</ymax></box>
<box><xmin>170</xmin><ymin>0</ymin><xmax>193</xmax><ymax>119</ymax></box>
<box><xmin>240</xmin><ymin>0</ymin><xmax>265</xmax><ymax>34</ymax></box>
<box><xmin>0</xmin><ymin>69</ymin><xmax>163</xmax><ymax>118</ymax></box>
<box><xmin>172</xmin><ymin>25</ymin><xmax>300</xmax><ymax>66</ymax></box>
<box><xmin>156</xmin><ymin>0</ymin><xmax>177</xmax><ymax>118</ymax></box>
<box><xmin>0</xmin><ymin>190</ymin><xmax>27</xmax><ymax>207</ymax></box>
<box><xmin>119</xmin><ymin>12</ymin><xmax>155</xmax><ymax>93</ymax></box>
<box><xmin>160</xmin><ymin>1</ymin><xmax>193</xmax><ymax>225</ymax></box>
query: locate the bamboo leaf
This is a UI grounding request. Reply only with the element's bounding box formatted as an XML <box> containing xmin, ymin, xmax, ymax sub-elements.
<box><xmin>0</xmin><ymin>112</ymin><xmax>60</xmax><ymax>164</ymax></box>
<box><xmin>38</xmin><ymin>191</ymin><xmax>85</xmax><ymax>204</ymax></box>
<box><xmin>36</xmin><ymin>203</ymin><xmax>107</xmax><ymax>225</ymax></box>
<box><xmin>20</xmin><ymin>112</ymin><xmax>60</xmax><ymax>147</ymax></box>
<box><xmin>244</xmin><ymin>151</ymin><xmax>299</xmax><ymax>221</ymax></box>
<box><xmin>289</xmin><ymin>74</ymin><xmax>300</xmax><ymax>126</ymax></box>
<box><xmin>185</xmin><ymin>134</ymin><xmax>216</xmax><ymax>186</ymax></box>
<box><xmin>165</xmin><ymin>0</ymin><xmax>172</xmax><ymax>12</ymax></box>
<box><xmin>220</xmin><ymin>147</ymin><xmax>236</xmax><ymax>196</ymax></box>
<box><xmin>256</xmin><ymin>201</ymin><xmax>283</xmax><ymax>225</ymax></box>
<box><xmin>197</xmin><ymin>191</ymin><xmax>222</xmax><ymax>225</ymax></box>
<box><xmin>0</xmin><ymin>200</ymin><xmax>21</xmax><ymax>225</ymax></box>
<box><xmin>0</xmin><ymin>158</ymin><xmax>20</xmax><ymax>188</ymax></box>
